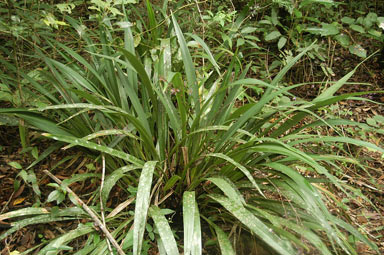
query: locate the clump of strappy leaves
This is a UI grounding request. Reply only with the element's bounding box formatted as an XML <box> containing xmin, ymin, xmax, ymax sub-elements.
<box><xmin>0</xmin><ymin>1</ymin><xmax>381</xmax><ymax>254</ymax></box>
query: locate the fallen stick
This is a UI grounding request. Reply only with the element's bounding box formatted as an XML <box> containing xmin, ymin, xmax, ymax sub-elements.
<box><xmin>43</xmin><ymin>170</ymin><xmax>125</xmax><ymax>255</ymax></box>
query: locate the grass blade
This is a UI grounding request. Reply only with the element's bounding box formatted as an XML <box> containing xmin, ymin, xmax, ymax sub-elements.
<box><xmin>101</xmin><ymin>165</ymin><xmax>140</xmax><ymax>206</ymax></box>
<box><xmin>0</xmin><ymin>207</ymin><xmax>49</xmax><ymax>221</ymax></box>
<box><xmin>146</xmin><ymin>0</ymin><xmax>159</xmax><ymax>45</ymax></box>
<box><xmin>48</xmin><ymin>40</ymin><xmax>106</xmax><ymax>89</ymax></box>
<box><xmin>26</xmin><ymin>142</ymin><xmax>63</xmax><ymax>170</ymax></box>
<box><xmin>186</xmin><ymin>33</ymin><xmax>220</xmax><ymax>74</ymax></box>
<box><xmin>248</xmin><ymin>206</ymin><xmax>332</xmax><ymax>255</ymax></box>
<box><xmin>42</xmin><ymin>133</ymin><xmax>144</xmax><ymax>167</ymax></box>
<box><xmin>270</xmin><ymin>92</ymin><xmax>373</xmax><ymax>138</ymax></box>
<box><xmin>119</xmin><ymin>48</ymin><xmax>158</xmax><ymax>121</ymax></box>
<box><xmin>206</xmin><ymin>177</ymin><xmax>245</xmax><ymax>205</ymax></box>
<box><xmin>39</xmin><ymin>225</ymin><xmax>94</xmax><ymax>254</ymax></box>
<box><xmin>202</xmin><ymin>218</ymin><xmax>236</xmax><ymax>255</ymax></box>
<box><xmin>171</xmin><ymin>14</ymin><xmax>200</xmax><ymax>115</ymax></box>
<box><xmin>133</xmin><ymin>161</ymin><xmax>157</xmax><ymax>255</ymax></box>
<box><xmin>192</xmin><ymin>199</ymin><xmax>202</xmax><ymax>255</ymax></box>
<box><xmin>314</xmin><ymin>60</ymin><xmax>364</xmax><ymax>102</ymax></box>
<box><xmin>217</xmin><ymin>44</ymin><xmax>315</xmax><ymax>148</ymax></box>
<box><xmin>0</xmin><ymin>109</ymin><xmax>72</xmax><ymax>136</ymax></box>
<box><xmin>289</xmin><ymin>136</ymin><xmax>384</xmax><ymax>154</ymax></box>
<box><xmin>0</xmin><ymin>215</ymin><xmax>79</xmax><ymax>240</ymax></box>
<box><xmin>209</xmin><ymin>194</ymin><xmax>295</xmax><ymax>255</ymax></box>
<box><xmin>213</xmin><ymin>225</ymin><xmax>235</xmax><ymax>255</ymax></box>
<box><xmin>149</xmin><ymin>206</ymin><xmax>179</xmax><ymax>255</ymax></box>
<box><xmin>208</xmin><ymin>153</ymin><xmax>263</xmax><ymax>196</ymax></box>
<box><xmin>183</xmin><ymin>191</ymin><xmax>202</xmax><ymax>255</ymax></box>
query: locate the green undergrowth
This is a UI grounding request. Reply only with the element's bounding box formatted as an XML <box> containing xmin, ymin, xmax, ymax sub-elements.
<box><xmin>0</xmin><ymin>1</ymin><xmax>383</xmax><ymax>255</ymax></box>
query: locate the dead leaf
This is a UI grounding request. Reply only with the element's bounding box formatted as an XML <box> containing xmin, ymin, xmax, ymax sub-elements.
<box><xmin>44</xmin><ymin>229</ymin><xmax>55</xmax><ymax>239</ymax></box>
<box><xmin>357</xmin><ymin>215</ymin><xmax>368</xmax><ymax>224</ymax></box>
<box><xmin>13</xmin><ymin>197</ymin><xmax>26</xmax><ymax>206</ymax></box>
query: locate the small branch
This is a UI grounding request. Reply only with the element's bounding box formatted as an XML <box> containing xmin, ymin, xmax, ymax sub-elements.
<box><xmin>100</xmin><ymin>154</ymin><xmax>113</xmax><ymax>254</ymax></box>
<box><xmin>43</xmin><ymin>170</ymin><xmax>125</xmax><ymax>255</ymax></box>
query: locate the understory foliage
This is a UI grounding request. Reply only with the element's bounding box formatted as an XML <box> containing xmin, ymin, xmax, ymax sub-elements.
<box><xmin>0</xmin><ymin>1</ymin><xmax>383</xmax><ymax>255</ymax></box>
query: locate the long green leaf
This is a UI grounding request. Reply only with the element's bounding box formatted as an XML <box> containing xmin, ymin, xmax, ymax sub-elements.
<box><xmin>183</xmin><ymin>191</ymin><xmax>202</xmax><ymax>255</ymax></box>
<box><xmin>172</xmin><ymin>73</ymin><xmax>188</xmax><ymax>136</ymax></box>
<box><xmin>62</xmin><ymin>173</ymin><xmax>101</xmax><ymax>188</ymax></box>
<box><xmin>172</xmin><ymin>14</ymin><xmax>200</xmax><ymax>115</ymax></box>
<box><xmin>0</xmin><ymin>207</ymin><xmax>49</xmax><ymax>221</ymax></box>
<box><xmin>152</xmin><ymin>83</ymin><xmax>182</xmax><ymax>141</ymax></box>
<box><xmin>149</xmin><ymin>206</ymin><xmax>179</xmax><ymax>255</ymax></box>
<box><xmin>0</xmin><ymin>214</ymin><xmax>80</xmax><ymax>240</ymax></box>
<box><xmin>36</xmin><ymin>102</ymin><xmax>157</xmax><ymax>156</ymax></box>
<box><xmin>48</xmin><ymin>59</ymin><xmax>100</xmax><ymax>94</ymax></box>
<box><xmin>101</xmin><ymin>165</ymin><xmax>139</xmax><ymax>205</ymax></box>
<box><xmin>250</xmin><ymin>140</ymin><xmax>347</xmax><ymax>203</ymax></box>
<box><xmin>269</xmin><ymin>42</ymin><xmax>316</xmax><ymax>93</ymax></box>
<box><xmin>214</xmin><ymin>226</ymin><xmax>236</xmax><ymax>255</ymax></box>
<box><xmin>202</xmin><ymin>216</ymin><xmax>236</xmax><ymax>255</ymax></box>
<box><xmin>208</xmin><ymin>153</ymin><xmax>263</xmax><ymax>196</ymax></box>
<box><xmin>133</xmin><ymin>161</ymin><xmax>157</xmax><ymax>255</ymax></box>
<box><xmin>123</xmin><ymin>21</ymin><xmax>138</xmax><ymax>92</ymax></box>
<box><xmin>207</xmin><ymin>177</ymin><xmax>245</xmax><ymax>205</ymax></box>
<box><xmin>314</xmin><ymin>57</ymin><xmax>367</xmax><ymax>101</ymax></box>
<box><xmin>186</xmin><ymin>33</ymin><xmax>220</xmax><ymax>74</ymax></box>
<box><xmin>270</xmin><ymin>91</ymin><xmax>374</xmax><ymax>138</ymax></box>
<box><xmin>42</xmin><ymin>133</ymin><xmax>144</xmax><ymax>166</ymax></box>
<box><xmin>331</xmin><ymin>216</ymin><xmax>379</xmax><ymax>252</ymax></box>
<box><xmin>0</xmin><ymin>109</ymin><xmax>72</xmax><ymax>136</ymax></box>
<box><xmin>119</xmin><ymin>48</ymin><xmax>158</xmax><ymax>120</ymax></box>
<box><xmin>146</xmin><ymin>0</ymin><xmax>159</xmax><ymax>44</ymax></box>
<box><xmin>39</xmin><ymin>225</ymin><xmax>94</xmax><ymax>254</ymax></box>
<box><xmin>249</xmin><ymin>206</ymin><xmax>332</xmax><ymax>255</ymax></box>
<box><xmin>209</xmin><ymin>194</ymin><xmax>295</xmax><ymax>255</ymax></box>
<box><xmin>27</xmin><ymin>142</ymin><xmax>63</xmax><ymax>170</ymax></box>
<box><xmin>51</xmin><ymin>40</ymin><xmax>106</xmax><ymax>87</ymax></box>
<box><xmin>217</xmin><ymin>44</ymin><xmax>315</xmax><ymax>148</ymax></box>
<box><xmin>116</xmin><ymin>64</ymin><xmax>152</xmax><ymax>137</ymax></box>
<box><xmin>262</xmin><ymin>162</ymin><xmax>334</xmax><ymax>234</ymax></box>
<box><xmin>215</xmin><ymin>93</ymin><xmax>286</xmax><ymax>147</ymax></box>
<box><xmin>213</xmin><ymin>225</ymin><xmax>235</xmax><ymax>255</ymax></box>
<box><xmin>157</xmin><ymin>237</ymin><xmax>167</xmax><ymax>255</ymax></box>
<box><xmin>288</xmin><ymin>136</ymin><xmax>384</xmax><ymax>154</ymax></box>
<box><xmin>192</xmin><ymin>199</ymin><xmax>202</xmax><ymax>255</ymax></box>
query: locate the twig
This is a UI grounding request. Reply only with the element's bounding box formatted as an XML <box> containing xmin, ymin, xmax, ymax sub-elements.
<box><xmin>0</xmin><ymin>190</ymin><xmax>14</xmax><ymax>214</ymax></box>
<box><xmin>100</xmin><ymin>154</ymin><xmax>113</xmax><ymax>254</ymax></box>
<box><xmin>43</xmin><ymin>170</ymin><xmax>125</xmax><ymax>255</ymax></box>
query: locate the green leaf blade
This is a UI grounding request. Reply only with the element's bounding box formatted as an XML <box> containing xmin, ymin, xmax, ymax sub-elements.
<box><xmin>209</xmin><ymin>194</ymin><xmax>295</xmax><ymax>255</ymax></box>
<box><xmin>183</xmin><ymin>191</ymin><xmax>202</xmax><ymax>255</ymax></box>
<box><xmin>172</xmin><ymin>14</ymin><xmax>200</xmax><ymax>115</ymax></box>
<box><xmin>133</xmin><ymin>161</ymin><xmax>157</xmax><ymax>255</ymax></box>
<box><xmin>149</xmin><ymin>206</ymin><xmax>179</xmax><ymax>255</ymax></box>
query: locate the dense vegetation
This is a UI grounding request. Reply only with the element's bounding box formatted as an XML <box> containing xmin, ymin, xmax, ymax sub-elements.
<box><xmin>0</xmin><ymin>0</ymin><xmax>383</xmax><ymax>254</ymax></box>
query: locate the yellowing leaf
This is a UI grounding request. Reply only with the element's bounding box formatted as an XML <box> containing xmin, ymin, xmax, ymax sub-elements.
<box><xmin>13</xmin><ymin>197</ymin><xmax>26</xmax><ymax>206</ymax></box>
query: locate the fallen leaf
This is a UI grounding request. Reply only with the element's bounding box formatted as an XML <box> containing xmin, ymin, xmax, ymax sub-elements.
<box><xmin>44</xmin><ymin>229</ymin><xmax>55</xmax><ymax>239</ymax></box>
<box><xmin>357</xmin><ymin>215</ymin><xmax>368</xmax><ymax>224</ymax></box>
<box><xmin>13</xmin><ymin>197</ymin><xmax>26</xmax><ymax>206</ymax></box>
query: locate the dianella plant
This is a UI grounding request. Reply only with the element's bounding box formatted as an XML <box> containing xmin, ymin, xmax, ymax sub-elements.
<box><xmin>0</xmin><ymin>1</ymin><xmax>381</xmax><ymax>254</ymax></box>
